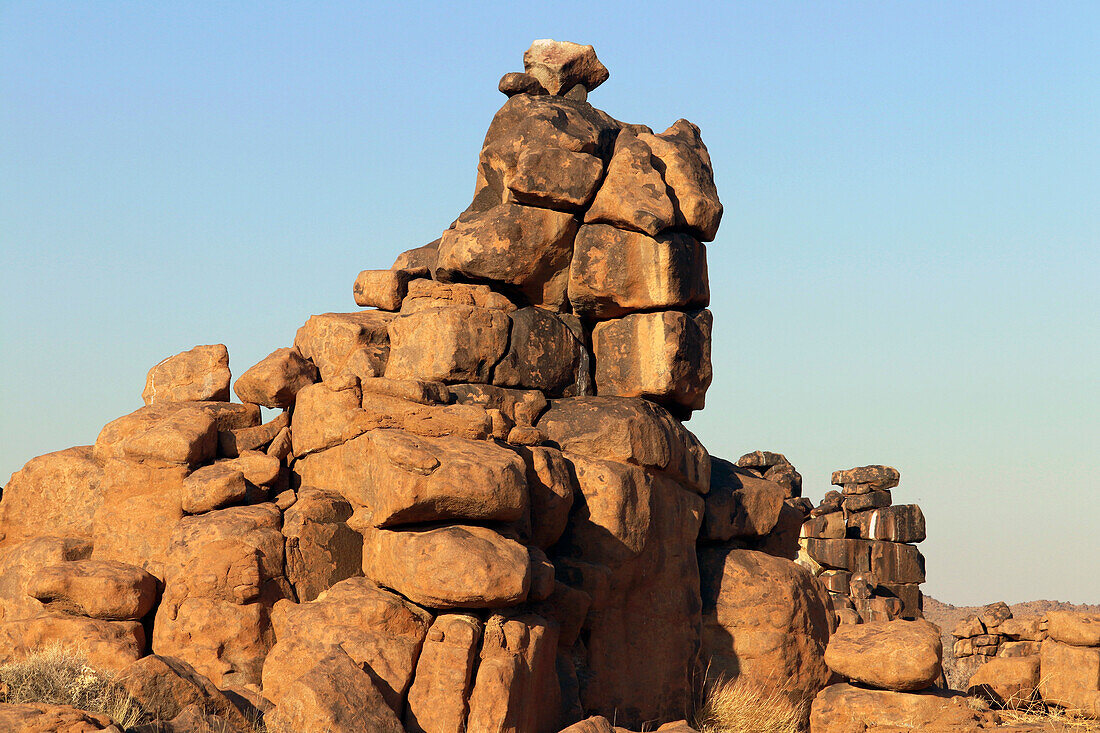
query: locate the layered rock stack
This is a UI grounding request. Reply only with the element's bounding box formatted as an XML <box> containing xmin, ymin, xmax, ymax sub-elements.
<box><xmin>0</xmin><ymin>40</ymin><xmax>726</xmax><ymax>732</ymax></box>
<box><xmin>800</xmin><ymin>465</ymin><xmax>927</xmax><ymax>625</ymax></box>
<box><xmin>952</xmin><ymin>601</ymin><xmax>1045</xmax><ymax>663</ymax></box>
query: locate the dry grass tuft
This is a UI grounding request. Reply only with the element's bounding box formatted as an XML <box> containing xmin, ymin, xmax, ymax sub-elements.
<box><xmin>993</xmin><ymin>693</ymin><xmax>1100</xmax><ymax>732</ymax></box>
<box><xmin>0</xmin><ymin>644</ymin><xmax>144</xmax><ymax>727</ymax></box>
<box><xmin>693</xmin><ymin>674</ymin><xmax>806</xmax><ymax>733</ymax></box>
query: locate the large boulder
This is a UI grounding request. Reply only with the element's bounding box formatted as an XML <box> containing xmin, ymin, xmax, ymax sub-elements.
<box><xmin>824</xmin><ymin>619</ymin><xmax>943</xmax><ymax>691</ymax></box>
<box><xmin>592</xmin><ymin>310</ymin><xmax>712</xmax><ymax>415</ymax></box>
<box><xmin>583</xmin><ymin>130</ymin><xmax>676</xmax><ymax>237</ymax></box>
<box><xmin>282</xmin><ymin>486</ymin><xmax>362</xmax><ymax>602</ymax></box>
<box><xmin>293</xmin><ymin>311</ymin><xmax>395</xmax><ymax>381</ymax></box>
<box><xmin>568</xmin><ymin>224</ymin><xmax>708</xmax><ymax>319</ymax></box>
<box><xmin>385</xmin><ymin>304</ymin><xmax>511</xmax><ymax>383</ymax></box>
<box><xmin>27</xmin><ymin>560</ymin><xmax>156</xmax><ymax>620</ymax></box>
<box><xmin>1046</xmin><ymin>610</ymin><xmax>1100</xmax><ymax>647</ymax></box>
<box><xmin>700</xmin><ymin>458</ymin><xmax>786</xmax><ymax>541</ymax></box>
<box><xmin>404</xmin><ymin>613</ymin><xmax>483</xmax><ymax>733</ymax></box>
<box><xmin>698</xmin><ymin>548</ymin><xmax>832</xmax><ymax>714</ymax></box>
<box><xmin>492</xmin><ymin>307</ymin><xmax>585</xmax><ymax>395</ymax></box>
<box><xmin>265</xmin><ymin>650</ymin><xmax>404</xmax><ymax>733</ymax></box>
<box><xmin>967</xmin><ymin>655</ymin><xmax>1040</xmax><ymax>708</ymax></box>
<box><xmin>233</xmin><ymin>347</ymin><xmax>318</xmax><ymax>408</ymax></box>
<box><xmin>0</xmin><ymin>703</ymin><xmax>122</xmax><ymax>732</ymax></box>
<box><xmin>360</xmin><ymin>524</ymin><xmax>533</xmax><ymax>609</ymax></box>
<box><xmin>522</xmin><ymin>39</ymin><xmax>609</xmax><ymax>96</ymax></box>
<box><xmin>1039</xmin><ymin>638</ymin><xmax>1100</xmax><ymax>717</ymax></box>
<box><xmin>142</xmin><ymin>344</ymin><xmax>231</xmax><ymax>405</ymax></box>
<box><xmin>637</xmin><ymin>120</ymin><xmax>722</xmax><ymax>242</ymax></box>
<box><xmin>809</xmin><ymin>683</ymin><xmax>991</xmax><ymax>732</ymax></box>
<box><xmin>0</xmin><ymin>537</ymin><xmax>92</xmax><ymax>623</ymax></box>
<box><xmin>0</xmin><ymin>446</ymin><xmax>104</xmax><ymax>547</ymax></box>
<box><xmin>261</xmin><ymin>578</ymin><xmax>432</xmax><ymax>711</ymax></box>
<box><xmin>295</xmin><ymin>429</ymin><xmax>527</xmax><ymax>528</ymax></box>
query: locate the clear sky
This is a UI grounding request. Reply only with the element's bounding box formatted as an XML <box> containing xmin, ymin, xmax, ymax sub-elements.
<box><xmin>1</xmin><ymin>2</ymin><xmax>1097</xmax><ymax>606</ymax></box>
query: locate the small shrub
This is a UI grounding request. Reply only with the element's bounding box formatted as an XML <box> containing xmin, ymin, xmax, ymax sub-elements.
<box><xmin>0</xmin><ymin>644</ymin><xmax>144</xmax><ymax>728</ymax></box>
<box><xmin>693</xmin><ymin>674</ymin><xmax>806</xmax><ymax>733</ymax></box>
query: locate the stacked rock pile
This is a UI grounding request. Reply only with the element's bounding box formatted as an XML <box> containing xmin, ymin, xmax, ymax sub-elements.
<box><xmin>800</xmin><ymin>465</ymin><xmax>927</xmax><ymax>625</ymax></box>
<box><xmin>952</xmin><ymin>601</ymin><xmax>1045</xmax><ymax>662</ymax></box>
<box><xmin>0</xmin><ymin>40</ymin><xmax>732</xmax><ymax>733</ymax></box>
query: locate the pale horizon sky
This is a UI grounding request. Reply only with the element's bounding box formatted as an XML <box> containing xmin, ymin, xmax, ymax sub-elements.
<box><xmin>1</xmin><ymin>1</ymin><xmax>1097</xmax><ymax>606</ymax></box>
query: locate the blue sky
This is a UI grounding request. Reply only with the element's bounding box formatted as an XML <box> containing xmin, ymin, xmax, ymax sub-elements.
<box><xmin>1</xmin><ymin>1</ymin><xmax>1097</xmax><ymax>605</ymax></box>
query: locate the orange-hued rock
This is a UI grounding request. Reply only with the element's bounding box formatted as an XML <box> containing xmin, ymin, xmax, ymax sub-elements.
<box><xmin>2</xmin><ymin>613</ymin><xmax>146</xmax><ymax>671</ymax></box>
<box><xmin>967</xmin><ymin>655</ymin><xmax>1040</xmax><ymax>708</ymax></box>
<box><xmin>0</xmin><ymin>537</ymin><xmax>92</xmax><ymax>623</ymax></box>
<box><xmin>513</xmin><ymin>445</ymin><xmax>576</xmax><ymax>549</ymax></box>
<box><xmin>523</xmin><ymin>39</ymin><xmax>609</xmax><ymax>95</ymax></box>
<box><xmin>90</xmin><ymin>459</ymin><xmax>187</xmax><ymax>578</ymax></box>
<box><xmin>434</xmin><ymin>203</ymin><xmax>578</xmax><ymax>311</ymax></box>
<box><xmin>289</xmin><ymin>381</ymin><xmax>372</xmax><ymax>456</ymax></box>
<box><xmin>361</xmin><ymin>524</ymin><xmax>532</xmax><ymax>609</ymax></box>
<box><xmin>999</xmin><ymin>615</ymin><xmax>1044</xmax><ymax>641</ymax></box>
<box><xmin>400</xmin><ymin>279</ymin><xmax>517</xmax><ymax>314</ymax></box>
<box><xmin>507</xmin><ymin>146</ymin><xmax>605</xmax><ymax>211</ymax></box>
<box><xmin>219</xmin><ymin>450</ymin><xmax>280</xmax><ymax>487</ymax></box>
<box><xmin>118</xmin><ymin>654</ymin><xmax>253</xmax><ymax>730</ymax></box>
<box><xmin>0</xmin><ymin>703</ymin><xmax>122</xmax><ymax>732</ymax></box>
<box><xmin>809</xmin><ymin>683</ymin><xmax>990</xmax><ymax>732</ymax></box>
<box><xmin>233</xmin><ymin>347</ymin><xmax>318</xmax><ymax>409</ymax></box>
<box><xmin>571</xmin><ymin>478</ymin><xmax>704</xmax><ymax>728</ymax></box>
<box><xmin>465</xmin><ymin>613</ymin><xmax>561</xmax><ymax>733</ymax></box>
<box><xmin>293</xmin><ymin>310</ymin><xmax>395</xmax><ymax>381</ymax></box>
<box><xmin>353</xmin><ymin>268</ymin><xmax>413</xmax><ymax>311</ymax></box>
<box><xmin>592</xmin><ymin>310</ymin><xmax>712</xmax><ymax>415</ymax></box>
<box><xmin>638</xmin><ymin>120</ymin><xmax>722</xmax><ymax>242</ymax></box>
<box><xmin>569</xmin><ymin>225</ymin><xmax>708</xmax><ymax>319</ymax></box>
<box><xmin>1040</xmin><ymin>638</ymin><xmax>1100</xmax><ymax>716</ymax></box>
<box><xmin>265</xmin><ymin>650</ymin><xmax>404</xmax><ymax>733</ymax></box>
<box><xmin>142</xmin><ymin>344</ymin><xmax>231</xmax><ymax>406</ymax></box>
<box><xmin>296</xmin><ymin>429</ymin><xmax>527</xmax><ymax>528</ymax></box>
<box><xmin>28</xmin><ymin>560</ymin><xmax>156</xmax><ymax>620</ymax></box>
<box><xmin>405</xmin><ymin>613</ymin><xmax>483</xmax><ymax>733</ymax></box>
<box><xmin>492</xmin><ymin>307</ymin><xmax>584</xmax><ymax>395</ymax></box>
<box><xmin>360</xmin><ymin>394</ymin><xmax>492</xmax><ymax>441</ymax></box>
<box><xmin>450</xmin><ymin>384</ymin><xmax>548</xmax><ymax>426</ymax></box>
<box><xmin>870</xmin><ymin>540</ymin><xmax>926</xmax><ymax>583</ymax></box>
<box><xmin>262</xmin><ymin>578</ymin><xmax>432</xmax><ymax>710</ymax></box>
<box><xmin>831</xmin><ymin>464</ymin><xmax>900</xmax><ymax>492</ymax></box>
<box><xmin>360</xmin><ymin>375</ymin><xmax>451</xmax><ymax>404</ymax></box>
<box><xmin>824</xmin><ymin>618</ymin><xmax>943</xmax><ymax>691</ymax></box>
<box><xmin>392</xmin><ymin>239</ymin><xmax>439</xmax><ymax>276</ymax></box>
<box><xmin>95</xmin><ymin>404</ymin><xmax>218</xmax><ymax>465</ymax></box>
<box><xmin>1046</xmin><ymin>610</ymin><xmax>1100</xmax><ymax>647</ymax></box>
<box><xmin>152</xmin><ymin>505</ymin><xmax>290</xmax><ymax>687</ymax></box>
<box><xmin>0</xmin><ymin>446</ymin><xmax>104</xmax><ymax>547</ymax></box>
<box><xmin>699</xmin><ymin>548</ymin><xmax>832</xmax><ymax>717</ymax></box>
<box><xmin>537</xmin><ymin>396</ymin><xmax>710</xmax><ymax>494</ymax></box>
<box><xmin>561</xmin><ymin>455</ymin><xmax>653</xmax><ymax>563</ymax></box>
<box><xmin>736</xmin><ymin>450</ymin><xmax>803</xmax><ymax>497</ymax></box>
<box><xmin>181</xmin><ymin>463</ymin><xmax>247</xmax><ymax>514</ymax></box>
<box><xmin>217</xmin><ymin>411</ymin><xmax>288</xmax><ymax>457</ymax></box>
<box><xmin>385</xmin><ymin>304</ymin><xmax>511</xmax><ymax>383</ymax></box>
<box><xmin>282</xmin><ymin>487</ymin><xmax>362</xmax><ymax>603</ymax></box>
<box><xmin>584</xmin><ymin>130</ymin><xmax>675</xmax><ymax>237</ymax></box>
<box><xmin>701</xmin><ymin>458</ymin><xmax>786</xmax><ymax>541</ymax></box>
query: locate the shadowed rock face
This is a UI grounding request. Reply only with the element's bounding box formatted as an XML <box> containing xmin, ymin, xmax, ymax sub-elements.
<box><xmin>0</xmin><ymin>39</ymin><xmax>738</xmax><ymax>733</ymax></box>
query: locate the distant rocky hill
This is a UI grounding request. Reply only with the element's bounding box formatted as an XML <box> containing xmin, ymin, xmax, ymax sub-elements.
<box><xmin>924</xmin><ymin>595</ymin><xmax>1100</xmax><ymax>690</ymax></box>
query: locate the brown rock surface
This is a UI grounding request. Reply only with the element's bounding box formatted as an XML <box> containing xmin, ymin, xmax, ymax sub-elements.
<box><xmin>295</xmin><ymin>428</ymin><xmax>527</xmax><ymax>528</ymax></box>
<box><xmin>809</xmin><ymin>683</ymin><xmax>990</xmax><ymax>732</ymax></box>
<box><xmin>281</xmin><ymin>486</ymin><xmax>361</xmax><ymax>602</ymax></box>
<box><xmin>701</xmin><ymin>458</ymin><xmax>786</xmax><ymax>541</ymax></box>
<box><xmin>523</xmin><ymin>39</ymin><xmax>609</xmax><ymax>95</ymax></box>
<box><xmin>568</xmin><ymin>225</ymin><xmax>708</xmax><ymax>319</ymax></box>
<box><xmin>435</xmin><ymin>203</ymin><xmax>579</xmax><ymax>310</ymax></box>
<box><xmin>1046</xmin><ymin>610</ymin><xmax>1100</xmax><ymax>647</ymax></box>
<box><xmin>492</xmin><ymin>307</ymin><xmax>584</xmax><ymax>394</ymax></box>
<box><xmin>361</xmin><ymin>524</ymin><xmax>532</xmax><ymax>609</ymax></box>
<box><xmin>265</xmin><ymin>649</ymin><xmax>404</xmax><ymax>733</ymax></box>
<box><xmin>583</xmin><ymin>131</ymin><xmax>675</xmax><ymax>237</ymax></box>
<box><xmin>824</xmin><ymin>618</ymin><xmax>943</xmax><ymax>691</ymax></box>
<box><xmin>400</xmin><ymin>279</ymin><xmax>517</xmax><ymax>314</ymax></box>
<box><xmin>831</xmin><ymin>464</ymin><xmax>900</xmax><ymax>491</ymax></box>
<box><xmin>118</xmin><ymin>654</ymin><xmax>253</xmax><ymax>730</ymax></box>
<box><xmin>0</xmin><ymin>536</ymin><xmax>92</xmax><ymax>622</ymax></box>
<box><xmin>142</xmin><ymin>344</ymin><xmax>231</xmax><ymax>405</ymax></box>
<box><xmin>353</xmin><ymin>268</ymin><xmax>413</xmax><ymax>311</ymax></box>
<box><xmin>967</xmin><ymin>655</ymin><xmax>1040</xmax><ymax>707</ymax></box>
<box><xmin>218</xmin><ymin>411</ymin><xmax>288</xmax><ymax>458</ymax></box>
<box><xmin>0</xmin><ymin>703</ymin><xmax>122</xmax><ymax>732</ymax></box>
<box><xmin>385</xmin><ymin>304</ymin><xmax>511</xmax><ymax>383</ymax></box>
<box><xmin>94</xmin><ymin>404</ymin><xmax>218</xmax><ymax>465</ymax></box>
<box><xmin>0</xmin><ymin>447</ymin><xmax>104</xmax><ymax>547</ymax></box>
<box><xmin>180</xmin><ymin>463</ymin><xmax>247</xmax><ymax>514</ymax></box>
<box><xmin>293</xmin><ymin>310</ymin><xmax>395</xmax><ymax>381</ymax></box>
<box><xmin>232</xmin><ymin>347</ymin><xmax>317</xmax><ymax>408</ymax></box>
<box><xmin>404</xmin><ymin>613</ymin><xmax>482</xmax><ymax>733</ymax></box>
<box><xmin>592</xmin><ymin>309</ymin><xmax>712</xmax><ymax>414</ymax></box>
<box><xmin>699</xmin><ymin>547</ymin><xmax>832</xmax><ymax>714</ymax></box>
<box><xmin>498</xmin><ymin>71</ymin><xmax>546</xmax><ymax>96</ymax></box>
<box><xmin>28</xmin><ymin>560</ymin><xmax>155</xmax><ymax>620</ymax></box>
<box><xmin>1039</xmin><ymin>638</ymin><xmax>1100</xmax><ymax>716</ymax></box>
<box><xmin>262</xmin><ymin>577</ymin><xmax>431</xmax><ymax>710</ymax></box>
<box><xmin>637</xmin><ymin>121</ymin><xmax>722</xmax><ymax>242</ymax></box>
<box><xmin>4</xmin><ymin>613</ymin><xmax>146</xmax><ymax>671</ymax></box>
